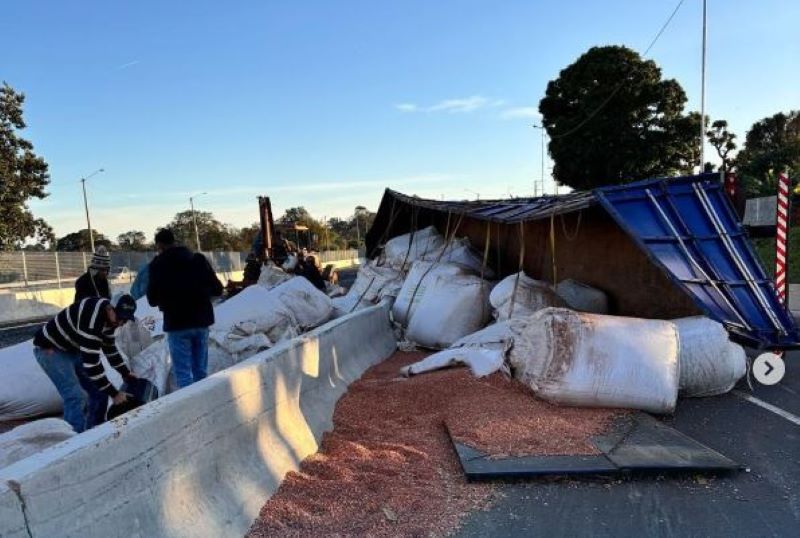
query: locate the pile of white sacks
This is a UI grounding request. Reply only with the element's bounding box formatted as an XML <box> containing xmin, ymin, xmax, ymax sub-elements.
<box><xmin>0</xmin><ymin>271</ymin><xmax>333</xmax><ymax>426</ymax></box>
<box><xmin>352</xmin><ymin>226</ymin><xmax>747</xmax><ymax>415</ymax></box>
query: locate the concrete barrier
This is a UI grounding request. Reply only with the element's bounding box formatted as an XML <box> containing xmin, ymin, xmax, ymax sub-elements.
<box><xmin>0</xmin><ymin>302</ymin><xmax>396</xmax><ymax>538</ymax></box>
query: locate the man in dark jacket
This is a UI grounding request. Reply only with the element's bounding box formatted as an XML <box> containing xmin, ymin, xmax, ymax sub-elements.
<box><xmin>147</xmin><ymin>229</ymin><xmax>223</xmax><ymax>388</ymax></box>
<box><xmin>74</xmin><ymin>246</ymin><xmax>112</xmax><ymax>302</ymax></box>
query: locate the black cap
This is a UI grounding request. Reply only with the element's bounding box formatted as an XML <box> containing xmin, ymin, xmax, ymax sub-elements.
<box><xmin>114</xmin><ymin>294</ymin><xmax>137</xmax><ymax>321</ymax></box>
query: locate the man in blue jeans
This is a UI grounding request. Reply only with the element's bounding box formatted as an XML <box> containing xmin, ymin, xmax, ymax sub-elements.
<box><xmin>33</xmin><ymin>295</ymin><xmax>138</xmax><ymax>432</ymax></box>
<box><xmin>147</xmin><ymin>229</ymin><xmax>223</xmax><ymax>388</ymax></box>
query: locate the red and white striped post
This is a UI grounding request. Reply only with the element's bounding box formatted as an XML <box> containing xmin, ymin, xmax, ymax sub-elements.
<box><xmin>775</xmin><ymin>172</ymin><xmax>791</xmax><ymax>306</ymax></box>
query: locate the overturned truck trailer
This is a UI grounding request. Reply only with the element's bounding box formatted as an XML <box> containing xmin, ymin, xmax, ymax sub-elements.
<box><xmin>366</xmin><ymin>173</ymin><xmax>799</xmax><ymax>350</ymax></box>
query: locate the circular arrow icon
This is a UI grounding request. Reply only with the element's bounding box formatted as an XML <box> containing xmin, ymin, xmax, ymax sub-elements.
<box><xmin>753</xmin><ymin>353</ymin><xmax>786</xmax><ymax>386</ymax></box>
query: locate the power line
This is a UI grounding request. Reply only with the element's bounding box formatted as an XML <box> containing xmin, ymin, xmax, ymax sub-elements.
<box><xmin>550</xmin><ymin>0</ymin><xmax>687</xmax><ymax>140</ymax></box>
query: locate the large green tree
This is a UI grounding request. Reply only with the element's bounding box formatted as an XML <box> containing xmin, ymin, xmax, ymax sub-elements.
<box><xmin>56</xmin><ymin>229</ymin><xmax>112</xmax><ymax>251</ymax></box>
<box><xmin>736</xmin><ymin>111</ymin><xmax>800</xmax><ymax>197</ymax></box>
<box><xmin>706</xmin><ymin>119</ymin><xmax>737</xmax><ymax>172</ymax></box>
<box><xmin>163</xmin><ymin>210</ymin><xmax>241</xmax><ymax>251</ymax></box>
<box><xmin>0</xmin><ymin>83</ymin><xmax>53</xmax><ymax>249</ymax></box>
<box><xmin>117</xmin><ymin>230</ymin><xmax>149</xmax><ymax>251</ymax></box>
<box><xmin>539</xmin><ymin>46</ymin><xmax>701</xmax><ymax>190</ymax></box>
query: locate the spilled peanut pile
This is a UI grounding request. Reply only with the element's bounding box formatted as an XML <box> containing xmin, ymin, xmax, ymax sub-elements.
<box><xmin>247</xmin><ymin>351</ymin><xmax>621</xmax><ymax>537</ymax></box>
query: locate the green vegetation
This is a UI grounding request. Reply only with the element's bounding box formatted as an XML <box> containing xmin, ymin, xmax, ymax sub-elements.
<box><xmin>750</xmin><ymin>228</ymin><xmax>800</xmax><ymax>283</ymax></box>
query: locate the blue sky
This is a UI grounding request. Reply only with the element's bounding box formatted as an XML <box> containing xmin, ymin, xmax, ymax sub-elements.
<box><xmin>3</xmin><ymin>0</ymin><xmax>798</xmax><ymax>240</ymax></box>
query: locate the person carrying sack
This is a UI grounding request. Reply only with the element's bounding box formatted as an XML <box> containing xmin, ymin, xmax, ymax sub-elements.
<box><xmin>32</xmin><ymin>294</ymin><xmax>138</xmax><ymax>433</ymax></box>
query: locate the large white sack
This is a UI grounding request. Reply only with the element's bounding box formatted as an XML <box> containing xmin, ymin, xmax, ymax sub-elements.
<box><xmin>331</xmin><ymin>295</ymin><xmax>372</xmax><ymax>318</ymax></box>
<box><xmin>673</xmin><ymin>316</ymin><xmax>746</xmax><ymax>397</ymax></box>
<box><xmin>425</xmin><ymin>237</ymin><xmax>496</xmax><ymax>278</ymax></box>
<box><xmin>135</xmin><ymin>296</ymin><xmax>164</xmax><ymax>336</ymax></box>
<box><xmin>0</xmin><ymin>418</ymin><xmax>75</xmax><ymax>469</ymax></box>
<box><xmin>401</xmin><ymin>321</ymin><xmax>513</xmax><ymax>377</ymax></box>
<box><xmin>509</xmin><ymin>308</ymin><xmax>679</xmax><ymax>413</ymax></box>
<box><xmin>384</xmin><ymin>226</ymin><xmax>444</xmax><ymax>270</ymax></box>
<box><xmin>406</xmin><ymin>274</ymin><xmax>491</xmax><ymax>349</ymax></box>
<box><xmin>270</xmin><ymin>276</ymin><xmax>333</xmax><ymax>330</ymax></box>
<box><xmin>115</xmin><ymin>320</ymin><xmax>154</xmax><ymax>362</ymax></box>
<box><xmin>392</xmin><ymin>261</ymin><xmax>468</xmax><ymax>325</ymax></box>
<box><xmin>0</xmin><ymin>340</ymin><xmax>62</xmax><ymax>421</ymax></box>
<box><xmin>347</xmin><ymin>262</ymin><xmax>403</xmax><ymax>304</ymax></box>
<box><xmin>257</xmin><ymin>263</ymin><xmax>292</xmax><ymax>289</ymax></box>
<box><xmin>490</xmin><ymin>272</ymin><xmax>565</xmax><ymax>320</ymax></box>
<box><xmin>555</xmin><ymin>279</ymin><xmax>609</xmax><ymax>314</ymax></box>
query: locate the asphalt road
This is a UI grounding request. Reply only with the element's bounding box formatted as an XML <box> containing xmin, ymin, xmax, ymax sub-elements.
<box><xmin>458</xmin><ymin>351</ymin><xmax>800</xmax><ymax>538</ymax></box>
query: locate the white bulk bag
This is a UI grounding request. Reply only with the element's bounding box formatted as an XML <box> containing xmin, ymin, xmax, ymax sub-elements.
<box><xmin>270</xmin><ymin>276</ymin><xmax>333</xmax><ymax>330</ymax></box>
<box><xmin>401</xmin><ymin>321</ymin><xmax>513</xmax><ymax>377</ymax></box>
<box><xmin>0</xmin><ymin>418</ymin><xmax>75</xmax><ymax>469</ymax></box>
<box><xmin>555</xmin><ymin>279</ymin><xmax>609</xmax><ymax>314</ymax></box>
<box><xmin>509</xmin><ymin>308</ymin><xmax>679</xmax><ymax>413</ymax></box>
<box><xmin>384</xmin><ymin>226</ymin><xmax>445</xmax><ymax>270</ymax></box>
<box><xmin>0</xmin><ymin>340</ymin><xmax>62</xmax><ymax>421</ymax></box>
<box><xmin>115</xmin><ymin>319</ymin><xmax>154</xmax><ymax>363</ymax></box>
<box><xmin>392</xmin><ymin>261</ymin><xmax>468</xmax><ymax>325</ymax></box>
<box><xmin>331</xmin><ymin>295</ymin><xmax>372</xmax><ymax>318</ymax></box>
<box><xmin>406</xmin><ymin>274</ymin><xmax>491</xmax><ymax>349</ymax></box>
<box><xmin>346</xmin><ymin>262</ymin><xmax>403</xmax><ymax>304</ymax></box>
<box><xmin>490</xmin><ymin>272</ymin><xmax>565</xmax><ymax>320</ymax></box>
<box><xmin>257</xmin><ymin>263</ymin><xmax>292</xmax><ymax>289</ymax></box>
<box><xmin>135</xmin><ymin>296</ymin><xmax>164</xmax><ymax>336</ymax></box>
<box><xmin>425</xmin><ymin>238</ymin><xmax>496</xmax><ymax>278</ymax></box>
<box><xmin>673</xmin><ymin>316</ymin><xmax>746</xmax><ymax>397</ymax></box>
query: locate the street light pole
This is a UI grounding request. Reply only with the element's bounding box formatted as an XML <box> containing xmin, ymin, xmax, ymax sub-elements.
<box><xmin>532</xmin><ymin>124</ymin><xmax>546</xmax><ymax>196</ymax></box>
<box><xmin>700</xmin><ymin>0</ymin><xmax>707</xmax><ymax>171</ymax></box>
<box><xmin>79</xmin><ymin>168</ymin><xmax>104</xmax><ymax>252</ymax></box>
<box><xmin>189</xmin><ymin>192</ymin><xmax>207</xmax><ymax>252</ymax></box>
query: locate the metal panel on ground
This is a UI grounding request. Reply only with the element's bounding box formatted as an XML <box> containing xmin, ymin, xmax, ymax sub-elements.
<box><xmin>595</xmin><ymin>173</ymin><xmax>800</xmax><ymax>349</ymax></box>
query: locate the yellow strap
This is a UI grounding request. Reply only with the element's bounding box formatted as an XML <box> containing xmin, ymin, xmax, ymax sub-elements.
<box><xmin>480</xmin><ymin>221</ymin><xmax>491</xmax><ymax>281</ymax></box>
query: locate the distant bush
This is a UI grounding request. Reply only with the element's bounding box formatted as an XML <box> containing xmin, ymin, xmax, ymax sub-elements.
<box><xmin>749</xmin><ymin>227</ymin><xmax>800</xmax><ymax>284</ymax></box>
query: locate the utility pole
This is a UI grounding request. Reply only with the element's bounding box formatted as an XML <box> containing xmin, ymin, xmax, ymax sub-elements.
<box><xmin>532</xmin><ymin>124</ymin><xmax>546</xmax><ymax>196</ymax></box>
<box><xmin>189</xmin><ymin>192</ymin><xmax>207</xmax><ymax>252</ymax></box>
<box><xmin>700</xmin><ymin>0</ymin><xmax>707</xmax><ymax>171</ymax></box>
<box><xmin>79</xmin><ymin>168</ymin><xmax>104</xmax><ymax>252</ymax></box>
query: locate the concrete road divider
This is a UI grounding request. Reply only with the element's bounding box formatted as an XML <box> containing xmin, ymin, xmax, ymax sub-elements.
<box><xmin>0</xmin><ymin>301</ymin><xmax>396</xmax><ymax>538</ymax></box>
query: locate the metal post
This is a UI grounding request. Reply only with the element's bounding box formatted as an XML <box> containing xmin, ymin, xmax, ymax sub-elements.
<box><xmin>190</xmin><ymin>196</ymin><xmax>201</xmax><ymax>252</ymax></box>
<box><xmin>54</xmin><ymin>251</ymin><xmax>61</xmax><ymax>288</ymax></box>
<box><xmin>81</xmin><ymin>178</ymin><xmax>95</xmax><ymax>252</ymax></box>
<box><xmin>532</xmin><ymin>124</ymin><xmax>546</xmax><ymax>196</ymax></box>
<box><xmin>82</xmin><ymin>251</ymin><xmax>87</xmax><ymax>271</ymax></box>
<box><xmin>21</xmin><ymin>251</ymin><xmax>28</xmax><ymax>283</ymax></box>
<box><xmin>776</xmin><ymin>172</ymin><xmax>791</xmax><ymax>307</ymax></box>
<box><xmin>699</xmin><ymin>0</ymin><xmax>707</xmax><ymax>170</ymax></box>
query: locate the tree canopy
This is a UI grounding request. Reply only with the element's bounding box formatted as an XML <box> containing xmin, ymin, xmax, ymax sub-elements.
<box><xmin>117</xmin><ymin>230</ymin><xmax>150</xmax><ymax>251</ymax></box>
<box><xmin>56</xmin><ymin>229</ymin><xmax>112</xmax><ymax>251</ymax></box>
<box><xmin>539</xmin><ymin>46</ymin><xmax>701</xmax><ymax>190</ymax></box>
<box><xmin>0</xmin><ymin>83</ymin><xmax>53</xmax><ymax>250</ymax></box>
<box><xmin>163</xmin><ymin>210</ymin><xmax>242</xmax><ymax>251</ymax></box>
<box><xmin>706</xmin><ymin>119</ymin><xmax>737</xmax><ymax>172</ymax></box>
<box><xmin>736</xmin><ymin>111</ymin><xmax>800</xmax><ymax>197</ymax></box>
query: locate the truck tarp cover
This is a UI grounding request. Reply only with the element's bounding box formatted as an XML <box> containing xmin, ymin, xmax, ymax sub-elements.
<box><xmin>595</xmin><ymin>174</ymin><xmax>798</xmax><ymax>349</ymax></box>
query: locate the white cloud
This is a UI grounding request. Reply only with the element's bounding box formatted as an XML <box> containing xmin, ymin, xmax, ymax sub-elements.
<box><xmin>115</xmin><ymin>60</ymin><xmax>140</xmax><ymax>70</ymax></box>
<box><xmin>500</xmin><ymin>106</ymin><xmax>541</xmax><ymax>120</ymax></box>
<box><xmin>394</xmin><ymin>103</ymin><xmax>419</xmax><ymax>112</ymax></box>
<box><xmin>393</xmin><ymin>95</ymin><xmax>504</xmax><ymax>114</ymax></box>
<box><xmin>428</xmin><ymin>95</ymin><xmax>500</xmax><ymax>113</ymax></box>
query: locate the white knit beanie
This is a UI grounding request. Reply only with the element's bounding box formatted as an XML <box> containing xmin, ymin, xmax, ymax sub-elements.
<box><xmin>90</xmin><ymin>246</ymin><xmax>111</xmax><ymax>270</ymax></box>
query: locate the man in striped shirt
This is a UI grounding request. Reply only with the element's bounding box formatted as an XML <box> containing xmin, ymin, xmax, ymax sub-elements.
<box><xmin>33</xmin><ymin>295</ymin><xmax>138</xmax><ymax>432</ymax></box>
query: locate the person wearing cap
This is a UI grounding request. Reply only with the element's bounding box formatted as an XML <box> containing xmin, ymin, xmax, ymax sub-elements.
<box><xmin>32</xmin><ymin>294</ymin><xmax>138</xmax><ymax>432</ymax></box>
<box><xmin>74</xmin><ymin>245</ymin><xmax>112</xmax><ymax>303</ymax></box>
<box><xmin>147</xmin><ymin>229</ymin><xmax>223</xmax><ymax>388</ymax></box>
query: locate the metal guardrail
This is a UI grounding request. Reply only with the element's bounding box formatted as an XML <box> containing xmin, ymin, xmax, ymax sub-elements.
<box><xmin>0</xmin><ymin>249</ymin><xmax>364</xmax><ymax>289</ymax></box>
